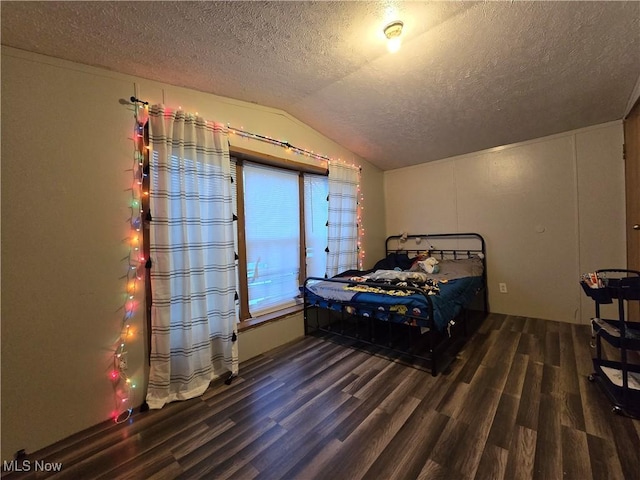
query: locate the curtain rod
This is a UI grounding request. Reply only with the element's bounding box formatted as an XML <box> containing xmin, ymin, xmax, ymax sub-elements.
<box><xmin>129</xmin><ymin>97</ymin><xmax>359</xmax><ymax>169</ymax></box>
<box><xmin>226</xmin><ymin>126</ymin><xmax>331</xmax><ymax>163</ymax></box>
<box><xmin>130</xmin><ymin>96</ymin><xmax>149</xmax><ymax>106</ymax></box>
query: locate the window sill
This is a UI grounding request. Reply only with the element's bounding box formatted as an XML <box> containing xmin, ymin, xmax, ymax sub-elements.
<box><xmin>237</xmin><ymin>304</ymin><xmax>304</xmax><ymax>332</ymax></box>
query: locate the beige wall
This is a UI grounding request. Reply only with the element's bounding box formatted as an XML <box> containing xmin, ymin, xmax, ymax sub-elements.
<box><xmin>238</xmin><ymin>313</ymin><xmax>305</xmax><ymax>363</ymax></box>
<box><xmin>384</xmin><ymin>122</ymin><xmax>626</xmax><ymax>324</ymax></box>
<box><xmin>0</xmin><ymin>47</ymin><xmax>385</xmax><ymax>461</ymax></box>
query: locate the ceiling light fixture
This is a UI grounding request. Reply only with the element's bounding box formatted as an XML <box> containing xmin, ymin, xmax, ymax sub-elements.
<box><xmin>384</xmin><ymin>20</ymin><xmax>404</xmax><ymax>53</ymax></box>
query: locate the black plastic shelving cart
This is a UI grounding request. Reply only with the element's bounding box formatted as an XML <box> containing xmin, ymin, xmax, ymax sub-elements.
<box><xmin>581</xmin><ymin>269</ymin><xmax>640</xmax><ymax>418</ymax></box>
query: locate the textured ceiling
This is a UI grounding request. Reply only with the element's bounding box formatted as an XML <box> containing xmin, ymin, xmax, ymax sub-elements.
<box><xmin>2</xmin><ymin>1</ymin><xmax>639</xmax><ymax>170</ymax></box>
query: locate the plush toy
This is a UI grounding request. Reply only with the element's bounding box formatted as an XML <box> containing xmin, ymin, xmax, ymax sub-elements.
<box><xmin>409</xmin><ymin>252</ymin><xmax>429</xmax><ymax>271</ymax></box>
<box><xmin>419</xmin><ymin>256</ymin><xmax>440</xmax><ymax>274</ymax></box>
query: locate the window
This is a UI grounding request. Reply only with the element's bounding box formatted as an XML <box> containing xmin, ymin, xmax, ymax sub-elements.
<box><xmin>231</xmin><ymin>154</ymin><xmax>328</xmax><ymax>321</ymax></box>
<box><xmin>244</xmin><ymin>163</ymin><xmax>300</xmax><ymax>315</ymax></box>
<box><xmin>304</xmin><ymin>174</ymin><xmax>329</xmax><ymax>279</ymax></box>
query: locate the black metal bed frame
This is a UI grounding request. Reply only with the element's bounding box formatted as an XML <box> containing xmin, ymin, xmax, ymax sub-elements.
<box><xmin>303</xmin><ymin>233</ymin><xmax>488</xmax><ymax>376</ymax></box>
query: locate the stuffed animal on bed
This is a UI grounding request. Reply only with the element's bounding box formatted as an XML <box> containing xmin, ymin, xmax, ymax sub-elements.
<box><xmin>409</xmin><ymin>253</ymin><xmax>429</xmax><ymax>271</ymax></box>
<box><xmin>418</xmin><ymin>256</ymin><xmax>440</xmax><ymax>274</ymax></box>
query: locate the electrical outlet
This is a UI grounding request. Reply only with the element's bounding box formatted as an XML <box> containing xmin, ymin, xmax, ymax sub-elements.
<box><xmin>499</xmin><ymin>283</ymin><xmax>508</xmax><ymax>294</ymax></box>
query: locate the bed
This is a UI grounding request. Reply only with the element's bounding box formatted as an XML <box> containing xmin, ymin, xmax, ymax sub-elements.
<box><xmin>302</xmin><ymin>233</ymin><xmax>488</xmax><ymax>375</ymax></box>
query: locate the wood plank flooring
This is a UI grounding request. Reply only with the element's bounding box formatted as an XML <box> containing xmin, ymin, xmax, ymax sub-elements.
<box><xmin>3</xmin><ymin>313</ymin><xmax>640</xmax><ymax>480</ymax></box>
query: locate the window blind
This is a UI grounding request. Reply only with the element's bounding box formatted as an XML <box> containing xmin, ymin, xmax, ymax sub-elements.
<box><xmin>244</xmin><ymin>163</ymin><xmax>300</xmax><ymax>315</ymax></box>
<box><xmin>304</xmin><ymin>174</ymin><xmax>329</xmax><ymax>278</ymax></box>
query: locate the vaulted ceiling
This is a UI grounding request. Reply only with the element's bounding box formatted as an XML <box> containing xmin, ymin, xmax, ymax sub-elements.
<box><xmin>2</xmin><ymin>1</ymin><xmax>639</xmax><ymax>170</ymax></box>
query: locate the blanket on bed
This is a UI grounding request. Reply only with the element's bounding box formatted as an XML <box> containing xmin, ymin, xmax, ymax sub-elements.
<box><xmin>344</xmin><ymin>269</ymin><xmax>441</xmax><ymax>296</ymax></box>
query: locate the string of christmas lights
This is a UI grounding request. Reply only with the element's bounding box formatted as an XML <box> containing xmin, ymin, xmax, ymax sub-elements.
<box><xmin>356</xmin><ymin>174</ymin><xmax>365</xmax><ymax>270</ymax></box>
<box><xmin>126</xmin><ymin>100</ymin><xmax>364</xmax><ymax>315</ymax></box>
<box><xmin>227</xmin><ymin>126</ymin><xmax>332</xmax><ymax>163</ymax></box>
<box><xmin>109</xmin><ymin>99</ymin><xmax>149</xmax><ymax>423</ymax></box>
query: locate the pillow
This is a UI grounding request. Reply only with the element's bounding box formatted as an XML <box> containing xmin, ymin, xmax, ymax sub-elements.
<box><xmin>438</xmin><ymin>257</ymin><xmax>484</xmax><ymax>277</ymax></box>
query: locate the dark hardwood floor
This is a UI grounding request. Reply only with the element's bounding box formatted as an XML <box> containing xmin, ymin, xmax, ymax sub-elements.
<box><xmin>3</xmin><ymin>313</ymin><xmax>640</xmax><ymax>480</ymax></box>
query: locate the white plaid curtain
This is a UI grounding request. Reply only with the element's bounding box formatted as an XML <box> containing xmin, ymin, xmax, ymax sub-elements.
<box><xmin>326</xmin><ymin>162</ymin><xmax>360</xmax><ymax>277</ymax></box>
<box><xmin>146</xmin><ymin>105</ymin><xmax>238</xmax><ymax>409</ymax></box>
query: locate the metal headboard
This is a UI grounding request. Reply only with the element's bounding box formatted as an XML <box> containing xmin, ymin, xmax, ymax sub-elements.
<box><xmin>385</xmin><ymin>232</ymin><xmax>488</xmax><ymax>313</ymax></box>
<box><xmin>386</xmin><ymin>232</ymin><xmax>486</xmax><ymax>259</ymax></box>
